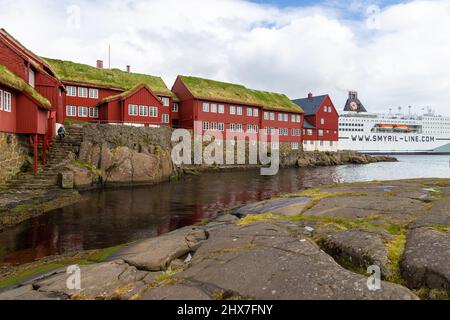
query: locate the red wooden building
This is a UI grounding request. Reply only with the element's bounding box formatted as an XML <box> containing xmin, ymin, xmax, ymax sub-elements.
<box><xmin>0</xmin><ymin>29</ymin><xmax>64</xmax><ymax>172</ymax></box>
<box><xmin>292</xmin><ymin>93</ymin><xmax>339</xmax><ymax>151</ymax></box>
<box><xmin>43</xmin><ymin>58</ymin><xmax>175</xmax><ymax>127</ymax></box>
<box><xmin>172</xmin><ymin>75</ymin><xmax>304</xmax><ymax>150</ymax></box>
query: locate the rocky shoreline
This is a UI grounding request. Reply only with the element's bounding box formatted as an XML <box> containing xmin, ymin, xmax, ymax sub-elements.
<box><xmin>1</xmin><ymin>178</ymin><xmax>448</xmax><ymax>300</ymax></box>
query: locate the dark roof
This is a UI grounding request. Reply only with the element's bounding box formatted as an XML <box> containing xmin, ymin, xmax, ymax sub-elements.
<box><xmin>303</xmin><ymin>119</ymin><xmax>316</xmax><ymax>129</ymax></box>
<box><xmin>292</xmin><ymin>95</ymin><xmax>328</xmax><ymax>116</ymax></box>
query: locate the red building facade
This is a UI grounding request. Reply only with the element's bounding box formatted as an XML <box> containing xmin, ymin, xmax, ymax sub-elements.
<box><xmin>172</xmin><ymin>75</ymin><xmax>304</xmax><ymax>150</ymax></box>
<box><xmin>292</xmin><ymin>93</ymin><xmax>339</xmax><ymax>151</ymax></box>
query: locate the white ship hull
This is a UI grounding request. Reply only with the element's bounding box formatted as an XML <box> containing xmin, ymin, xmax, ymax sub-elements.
<box><xmin>339</xmin><ymin>132</ymin><xmax>450</xmax><ymax>154</ymax></box>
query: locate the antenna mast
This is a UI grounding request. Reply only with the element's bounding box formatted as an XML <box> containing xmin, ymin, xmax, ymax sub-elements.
<box><xmin>108</xmin><ymin>45</ymin><xmax>111</xmax><ymax>69</ymax></box>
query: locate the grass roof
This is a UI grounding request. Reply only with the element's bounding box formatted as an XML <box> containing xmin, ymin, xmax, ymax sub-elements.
<box><xmin>179</xmin><ymin>75</ymin><xmax>303</xmax><ymax>113</ymax></box>
<box><xmin>0</xmin><ymin>64</ymin><xmax>51</xmax><ymax>109</ymax></box>
<box><xmin>43</xmin><ymin>58</ymin><xmax>172</xmax><ymax>96</ymax></box>
<box><xmin>97</xmin><ymin>83</ymin><xmax>151</xmax><ymax>105</ymax></box>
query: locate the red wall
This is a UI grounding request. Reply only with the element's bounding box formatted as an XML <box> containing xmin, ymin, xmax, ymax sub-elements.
<box><xmin>309</xmin><ymin>95</ymin><xmax>339</xmax><ymax>142</ymax></box>
<box><xmin>16</xmin><ymin>95</ymin><xmax>48</xmax><ymax>135</ymax></box>
<box><xmin>0</xmin><ymin>37</ymin><xmax>27</xmax><ymax>82</ymax></box>
<box><xmin>0</xmin><ymin>85</ymin><xmax>17</xmax><ymax>133</ymax></box>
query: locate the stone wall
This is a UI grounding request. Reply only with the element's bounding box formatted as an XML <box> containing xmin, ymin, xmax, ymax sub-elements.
<box><xmin>0</xmin><ymin>133</ymin><xmax>29</xmax><ymax>184</ymax></box>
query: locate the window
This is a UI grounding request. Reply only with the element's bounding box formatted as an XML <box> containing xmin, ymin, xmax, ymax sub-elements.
<box><xmin>291</xmin><ymin>114</ymin><xmax>296</xmax><ymax>122</ymax></box>
<box><xmin>29</xmin><ymin>68</ymin><xmax>35</xmax><ymax>88</ymax></box>
<box><xmin>292</xmin><ymin>129</ymin><xmax>301</xmax><ymax>136</ymax></box>
<box><xmin>139</xmin><ymin>105</ymin><xmax>149</xmax><ymax>116</ymax></box>
<box><xmin>0</xmin><ymin>89</ymin><xmax>3</xmax><ymax>110</ymax></box>
<box><xmin>202</xmin><ymin>102</ymin><xmax>210</xmax><ymax>113</ymax></box>
<box><xmin>218</xmin><ymin>123</ymin><xmax>224</xmax><ymax>131</ymax></box>
<box><xmin>253</xmin><ymin>108</ymin><xmax>259</xmax><ymax>117</ymax></box>
<box><xmin>320</xmin><ymin>141</ymin><xmax>324</xmax><ymax>146</ymax></box>
<box><xmin>162</xmin><ymin>114</ymin><xmax>170</xmax><ymax>123</ymax></box>
<box><xmin>264</xmin><ymin>112</ymin><xmax>269</xmax><ymax>120</ymax></box>
<box><xmin>203</xmin><ymin>121</ymin><xmax>209</xmax><ymax>130</ymax></box>
<box><xmin>291</xmin><ymin>142</ymin><xmax>299</xmax><ymax>150</ymax></box>
<box><xmin>172</xmin><ymin>103</ymin><xmax>179</xmax><ymax>112</ymax></box>
<box><xmin>271</xmin><ymin>141</ymin><xmax>279</xmax><ymax>150</ymax></box>
<box><xmin>307</xmin><ymin>129</ymin><xmax>313</xmax><ymax>135</ymax></box>
<box><xmin>236</xmin><ymin>106</ymin><xmax>243</xmax><ymax>115</ymax></box>
<box><xmin>284</xmin><ymin>114</ymin><xmax>288</xmax><ymax>122</ymax></box>
<box><xmin>246</xmin><ymin>107</ymin><xmax>253</xmax><ymax>116</ymax></box>
<box><xmin>236</xmin><ymin>123</ymin><xmax>243</xmax><ymax>132</ymax></box>
<box><xmin>230</xmin><ymin>123</ymin><xmax>236</xmax><ymax>131</ymax></box>
<box><xmin>279</xmin><ymin>128</ymin><xmax>283</xmax><ymax>135</ymax></box>
<box><xmin>89</xmin><ymin>107</ymin><xmax>98</xmax><ymax>118</ymax></box>
<box><xmin>161</xmin><ymin>97</ymin><xmax>170</xmax><ymax>107</ymax></box>
<box><xmin>211</xmin><ymin>122</ymin><xmax>217</xmax><ymax>130</ymax></box>
<box><xmin>211</xmin><ymin>104</ymin><xmax>217</xmax><ymax>113</ymax></box>
<box><xmin>270</xmin><ymin>112</ymin><xmax>275</xmax><ymax>121</ymax></box>
<box><xmin>318</xmin><ymin>129</ymin><xmax>324</xmax><ymax>136</ymax></box>
<box><xmin>328</xmin><ymin>107</ymin><xmax>332</xmax><ymax>113</ymax></box>
<box><xmin>78</xmin><ymin>106</ymin><xmax>88</xmax><ymax>117</ymax></box>
<box><xmin>66</xmin><ymin>105</ymin><xmax>76</xmax><ymax>117</ymax></box>
<box><xmin>324</xmin><ymin>106</ymin><xmax>328</xmax><ymax>112</ymax></box>
<box><xmin>67</xmin><ymin>86</ymin><xmax>77</xmax><ymax>97</ymax></box>
<box><xmin>278</xmin><ymin>113</ymin><xmax>283</xmax><ymax>121</ymax></box>
<box><xmin>330</xmin><ymin>141</ymin><xmax>334</xmax><ymax>147</ymax></box>
<box><xmin>128</xmin><ymin>104</ymin><xmax>138</xmax><ymax>116</ymax></box>
<box><xmin>218</xmin><ymin>104</ymin><xmax>225</xmax><ymax>114</ymax></box>
<box><xmin>321</xmin><ymin>118</ymin><xmax>325</xmax><ymax>125</ymax></box>
<box><xmin>0</xmin><ymin>91</ymin><xmax>9</xmax><ymax>112</ymax></box>
<box><xmin>284</xmin><ymin>128</ymin><xmax>289</xmax><ymax>136</ymax></box>
<box><xmin>78</xmin><ymin>87</ymin><xmax>88</xmax><ymax>98</ymax></box>
<box><xmin>296</xmin><ymin>115</ymin><xmax>301</xmax><ymax>123</ymax></box>
<box><xmin>89</xmin><ymin>88</ymin><xmax>99</xmax><ymax>99</ymax></box>
<box><xmin>150</xmin><ymin>106</ymin><xmax>158</xmax><ymax>117</ymax></box>
<box><xmin>230</xmin><ymin>106</ymin><xmax>236</xmax><ymax>115</ymax></box>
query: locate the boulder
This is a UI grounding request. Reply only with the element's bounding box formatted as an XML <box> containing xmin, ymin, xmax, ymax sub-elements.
<box><xmin>58</xmin><ymin>171</ymin><xmax>74</xmax><ymax>189</ymax></box>
<box><xmin>109</xmin><ymin>227</ymin><xmax>208</xmax><ymax>271</ymax></box>
<box><xmin>401</xmin><ymin>228</ymin><xmax>450</xmax><ymax>293</ymax></box>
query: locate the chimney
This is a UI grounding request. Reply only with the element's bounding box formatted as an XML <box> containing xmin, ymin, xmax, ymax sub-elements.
<box><xmin>126</xmin><ymin>65</ymin><xmax>131</xmax><ymax>73</ymax></box>
<box><xmin>96</xmin><ymin>60</ymin><xmax>103</xmax><ymax>69</ymax></box>
<box><xmin>307</xmin><ymin>92</ymin><xmax>313</xmax><ymax>100</ymax></box>
<box><xmin>349</xmin><ymin>91</ymin><xmax>358</xmax><ymax>99</ymax></box>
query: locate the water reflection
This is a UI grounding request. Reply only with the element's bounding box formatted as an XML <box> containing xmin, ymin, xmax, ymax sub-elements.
<box><xmin>1</xmin><ymin>155</ymin><xmax>448</xmax><ymax>265</ymax></box>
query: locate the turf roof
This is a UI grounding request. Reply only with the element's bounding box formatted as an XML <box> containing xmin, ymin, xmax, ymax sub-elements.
<box><xmin>179</xmin><ymin>75</ymin><xmax>303</xmax><ymax>113</ymax></box>
<box><xmin>43</xmin><ymin>58</ymin><xmax>173</xmax><ymax>96</ymax></box>
<box><xmin>0</xmin><ymin>64</ymin><xmax>51</xmax><ymax>109</ymax></box>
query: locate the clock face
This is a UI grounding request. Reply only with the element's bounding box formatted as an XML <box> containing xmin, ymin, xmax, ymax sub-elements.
<box><xmin>349</xmin><ymin>101</ymin><xmax>358</xmax><ymax>111</ymax></box>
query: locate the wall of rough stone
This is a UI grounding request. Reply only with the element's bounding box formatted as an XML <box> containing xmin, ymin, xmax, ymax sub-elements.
<box><xmin>0</xmin><ymin>133</ymin><xmax>29</xmax><ymax>184</ymax></box>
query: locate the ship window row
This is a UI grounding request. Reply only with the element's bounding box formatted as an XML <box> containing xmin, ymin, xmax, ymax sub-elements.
<box><xmin>341</xmin><ymin>128</ymin><xmax>364</xmax><ymax>132</ymax></box>
<box><xmin>340</xmin><ymin>123</ymin><xmax>363</xmax><ymax>127</ymax></box>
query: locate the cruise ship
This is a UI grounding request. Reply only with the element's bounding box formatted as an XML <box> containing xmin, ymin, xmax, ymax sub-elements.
<box><xmin>338</xmin><ymin>92</ymin><xmax>450</xmax><ymax>154</ymax></box>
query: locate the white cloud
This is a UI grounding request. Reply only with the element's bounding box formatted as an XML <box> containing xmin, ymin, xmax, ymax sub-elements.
<box><xmin>1</xmin><ymin>0</ymin><xmax>450</xmax><ymax>115</ymax></box>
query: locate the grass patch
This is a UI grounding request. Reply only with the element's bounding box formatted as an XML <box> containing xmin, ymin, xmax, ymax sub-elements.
<box><xmin>414</xmin><ymin>287</ymin><xmax>450</xmax><ymax>300</ymax></box>
<box><xmin>385</xmin><ymin>234</ymin><xmax>407</xmax><ymax>284</ymax></box>
<box><xmin>64</xmin><ymin>118</ymin><xmax>89</xmax><ymax>126</ymax></box>
<box><xmin>151</xmin><ymin>269</ymin><xmax>181</xmax><ymax>288</ymax></box>
<box><xmin>179</xmin><ymin>75</ymin><xmax>303</xmax><ymax>113</ymax></box>
<box><xmin>0</xmin><ymin>263</ymin><xmax>63</xmax><ymax>289</ymax></box>
<box><xmin>71</xmin><ymin>160</ymin><xmax>102</xmax><ymax>176</ymax></box>
<box><xmin>88</xmin><ymin>244</ymin><xmax>127</xmax><ymax>262</ymax></box>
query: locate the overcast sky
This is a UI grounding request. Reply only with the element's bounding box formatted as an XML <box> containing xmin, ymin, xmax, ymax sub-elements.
<box><xmin>1</xmin><ymin>0</ymin><xmax>449</xmax><ymax>115</ymax></box>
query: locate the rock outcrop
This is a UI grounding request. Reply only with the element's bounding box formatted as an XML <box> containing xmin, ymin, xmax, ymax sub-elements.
<box><xmin>297</xmin><ymin>151</ymin><xmax>396</xmax><ymax>167</ymax></box>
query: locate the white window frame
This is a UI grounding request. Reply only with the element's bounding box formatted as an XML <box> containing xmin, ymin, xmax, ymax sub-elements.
<box><xmin>321</xmin><ymin>118</ymin><xmax>325</xmax><ymax>125</ymax></box>
<box><xmin>172</xmin><ymin>103</ymin><xmax>179</xmax><ymax>112</ymax></box>
<box><xmin>89</xmin><ymin>88</ymin><xmax>99</xmax><ymax>99</ymax></box>
<box><xmin>211</xmin><ymin>122</ymin><xmax>217</xmax><ymax>131</ymax></box>
<box><xmin>307</xmin><ymin>129</ymin><xmax>313</xmax><ymax>136</ymax></box>
<box><xmin>66</xmin><ymin>105</ymin><xmax>76</xmax><ymax>117</ymax></box>
<box><xmin>203</xmin><ymin>121</ymin><xmax>209</xmax><ymax>130</ymax></box>
<box><xmin>211</xmin><ymin>103</ymin><xmax>217</xmax><ymax>113</ymax></box>
<box><xmin>161</xmin><ymin>97</ymin><xmax>170</xmax><ymax>107</ymax></box>
<box><xmin>253</xmin><ymin>108</ymin><xmax>259</xmax><ymax>117</ymax></box>
<box><xmin>297</xmin><ymin>115</ymin><xmax>301</xmax><ymax>123</ymax></box>
<box><xmin>150</xmin><ymin>106</ymin><xmax>158</xmax><ymax>117</ymax></box>
<box><xmin>128</xmin><ymin>104</ymin><xmax>138</xmax><ymax>116</ymax></box>
<box><xmin>328</xmin><ymin>107</ymin><xmax>332</xmax><ymax>113</ymax></box>
<box><xmin>278</xmin><ymin>113</ymin><xmax>283</xmax><ymax>121</ymax></box>
<box><xmin>162</xmin><ymin>114</ymin><xmax>170</xmax><ymax>123</ymax></box>
<box><xmin>284</xmin><ymin>114</ymin><xmax>289</xmax><ymax>122</ymax></box>
<box><xmin>218</xmin><ymin>123</ymin><xmax>224</xmax><ymax>131</ymax></box>
<box><xmin>236</xmin><ymin>106</ymin><xmax>243</xmax><ymax>116</ymax></box>
<box><xmin>324</xmin><ymin>105</ymin><xmax>328</xmax><ymax>112</ymax></box>
<box><xmin>247</xmin><ymin>107</ymin><xmax>253</xmax><ymax>117</ymax></box>
<box><xmin>89</xmin><ymin>107</ymin><xmax>99</xmax><ymax>118</ymax></box>
<box><xmin>29</xmin><ymin>68</ymin><xmax>35</xmax><ymax>88</ymax></box>
<box><xmin>318</xmin><ymin>129</ymin><xmax>324</xmax><ymax>137</ymax></box>
<box><xmin>236</xmin><ymin>123</ymin><xmax>243</xmax><ymax>132</ymax></box>
<box><xmin>291</xmin><ymin>142</ymin><xmax>299</xmax><ymax>150</ymax></box>
<box><xmin>202</xmin><ymin>102</ymin><xmax>210</xmax><ymax>113</ymax></box>
<box><xmin>230</xmin><ymin>106</ymin><xmax>236</xmax><ymax>115</ymax></box>
<box><xmin>264</xmin><ymin>112</ymin><xmax>269</xmax><ymax>120</ymax></box>
<box><xmin>139</xmin><ymin>105</ymin><xmax>149</xmax><ymax>117</ymax></box>
<box><xmin>78</xmin><ymin>106</ymin><xmax>88</xmax><ymax>117</ymax></box>
<box><xmin>3</xmin><ymin>91</ymin><xmax>11</xmax><ymax>112</ymax></box>
<box><xmin>270</xmin><ymin>112</ymin><xmax>275</xmax><ymax>121</ymax></box>
<box><xmin>218</xmin><ymin>104</ymin><xmax>225</xmax><ymax>114</ymax></box>
<box><xmin>67</xmin><ymin>86</ymin><xmax>77</xmax><ymax>97</ymax></box>
<box><xmin>78</xmin><ymin>87</ymin><xmax>88</xmax><ymax>98</ymax></box>
<box><xmin>0</xmin><ymin>89</ymin><xmax>3</xmax><ymax>111</ymax></box>
<box><xmin>230</xmin><ymin>123</ymin><xmax>236</xmax><ymax>131</ymax></box>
